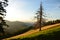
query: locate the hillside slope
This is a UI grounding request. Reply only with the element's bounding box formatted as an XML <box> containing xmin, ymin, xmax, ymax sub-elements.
<box><xmin>4</xmin><ymin>23</ymin><xmax>60</xmax><ymax>40</ymax></box>
<box><xmin>18</xmin><ymin>24</ymin><xmax>60</xmax><ymax>40</ymax></box>
<box><xmin>4</xmin><ymin>21</ymin><xmax>28</xmax><ymax>34</ymax></box>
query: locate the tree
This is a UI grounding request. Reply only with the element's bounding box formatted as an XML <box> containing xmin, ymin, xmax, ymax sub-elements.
<box><xmin>0</xmin><ymin>0</ymin><xmax>8</xmax><ymax>36</ymax></box>
<box><xmin>35</xmin><ymin>2</ymin><xmax>44</xmax><ymax>31</ymax></box>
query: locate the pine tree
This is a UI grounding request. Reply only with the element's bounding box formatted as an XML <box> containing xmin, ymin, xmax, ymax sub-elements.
<box><xmin>0</xmin><ymin>0</ymin><xmax>8</xmax><ymax>36</ymax></box>
<box><xmin>35</xmin><ymin>2</ymin><xmax>43</xmax><ymax>31</ymax></box>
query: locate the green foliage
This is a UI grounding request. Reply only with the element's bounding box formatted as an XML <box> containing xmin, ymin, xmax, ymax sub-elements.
<box><xmin>0</xmin><ymin>0</ymin><xmax>8</xmax><ymax>38</ymax></box>
<box><xmin>11</xmin><ymin>26</ymin><xmax>60</xmax><ymax>40</ymax></box>
<box><xmin>0</xmin><ymin>0</ymin><xmax>8</xmax><ymax>15</ymax></box>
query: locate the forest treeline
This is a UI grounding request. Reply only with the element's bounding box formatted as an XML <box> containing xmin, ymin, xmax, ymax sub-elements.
<box><xmin>43</xmin><ymin>19</ymin><xmax>60</xmax><ymax>26</ymax></box>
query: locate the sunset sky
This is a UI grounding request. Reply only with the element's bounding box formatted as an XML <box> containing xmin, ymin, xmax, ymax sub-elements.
<box><xmin>4</xmin><ymin>0</ymin><xmax>60</xmax><ymax>22</ymax></box>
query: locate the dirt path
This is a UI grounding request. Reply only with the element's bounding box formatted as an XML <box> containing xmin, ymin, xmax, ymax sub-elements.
<box><xmin>42</xmin><ymin>23</ymin><xmax>60</xmax><ymax>30</ymax></box>
<box><xmin>4</xmin><ymin>23</ymin><xmax>60</xmax><ymax>40</ymax></box>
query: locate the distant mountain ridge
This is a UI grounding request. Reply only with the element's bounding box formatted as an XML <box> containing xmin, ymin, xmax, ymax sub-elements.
<box><xmin>3</xmin><ymin>20</ymin><xmax>33</xmax><ymax>34</ymax></box>
<box><xmin>4</xmin><ymin>20</ymin><xmax>30</xmax><ymax>34</ymax></box>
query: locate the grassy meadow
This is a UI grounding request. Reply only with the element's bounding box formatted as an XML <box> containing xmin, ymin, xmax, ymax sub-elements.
<box><xmin>10</xmin><ymin>25</ymin><xmax>60</xmax><ymax>40</ymax></box>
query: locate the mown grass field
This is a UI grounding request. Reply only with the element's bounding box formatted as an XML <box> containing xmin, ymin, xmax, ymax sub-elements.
<box><xmin>9</xmin><ymin>25</ymin><xmax>60</xmax><ymax>40</ymax></box>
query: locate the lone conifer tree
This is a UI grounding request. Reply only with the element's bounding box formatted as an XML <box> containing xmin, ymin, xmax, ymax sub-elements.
<box><xmin>35</xmin><ymin>2</ymin><xmax>43</xmax><ymax>31</ymax></box>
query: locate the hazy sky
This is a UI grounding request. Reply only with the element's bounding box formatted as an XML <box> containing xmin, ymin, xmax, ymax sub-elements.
<box><xmin>4</xmin><ymin>0</ymin><xmax>60</xmax><ymax>22</ymax></box>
